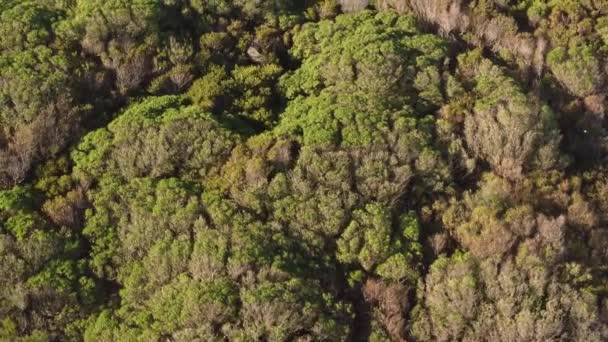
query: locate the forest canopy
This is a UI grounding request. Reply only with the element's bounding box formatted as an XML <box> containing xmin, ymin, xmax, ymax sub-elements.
<box><xmin>0</xmin><ymin>1</ymin><xmax>607</xmax><ymax>341</ymax></box>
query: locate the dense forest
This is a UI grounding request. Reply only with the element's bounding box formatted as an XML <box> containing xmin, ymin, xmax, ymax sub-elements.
<box><xmin>0</xmin><ymin>0</ymin><xmax>607</xmax><ymax>341</ymax></box>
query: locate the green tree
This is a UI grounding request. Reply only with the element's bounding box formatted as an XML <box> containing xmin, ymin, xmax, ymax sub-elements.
<box><xmin>456</xmin><ymin>52</ymin><xmax>565</xmax><ymax>179</ymax></box>
<box><xmin>0</xmin><ymin>1</ymin><xmax>87</xmax><ymax>188</ymax></box>
<box><xmin>547</xmin><ymin>44</ymin><xmax>605</xmax><ymax>98</ymax></box>
<box><xmin>72</xmin><ymin>96</ymin><xmax>238</xmax><ymax>183</ymax></box>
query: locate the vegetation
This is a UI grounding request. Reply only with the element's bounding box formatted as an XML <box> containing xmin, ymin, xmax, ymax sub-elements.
<box><xmin>0</xmin><ymin>1</ymin><xmax>607</xmax><ymax>341</ymax></box>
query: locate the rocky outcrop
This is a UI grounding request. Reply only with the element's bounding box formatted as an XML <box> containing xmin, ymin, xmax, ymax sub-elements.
<box><xmin>339</xmin><ymin>0</ymin><xmax>370</xmax><ymax>12</ymax></box>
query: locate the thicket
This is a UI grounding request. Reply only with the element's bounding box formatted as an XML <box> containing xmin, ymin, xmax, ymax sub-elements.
<box><xmin>0</xmin><ymin>1</ymin><xmax>607</xmax><ymax>341</ymax></box>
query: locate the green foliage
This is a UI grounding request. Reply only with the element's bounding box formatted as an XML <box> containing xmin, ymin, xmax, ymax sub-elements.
<box><xmin>147</xmin><ymin>275</ymin><xmax>238</xmax><ymax>334</ymax></box>
<box><xmin>282</xmin><ymin>10</ymin><xmax>444</xmax><ymax>100</ymax></box>
<box><xmin>410</xmin><ymin>251</ymin><xmax>480</xmax><ymax>341</ymax></box>
<box><xmin>337</xmin><ymin>203</ymin><xmax>394</xmax><ymax>271</ymax></box>
<box><xmin>236</xmin><ymin>274</ymin><xmax>351</xmax><ymax>340</ymax></box>
<box><xmin>187</xmin><ymin>65</ymin><xmax>230</xmax><ymax>112</ymax></box>
<box><xmin>334</xmin><ymin>204</ymin><xmax>420</xmax><ymax>283</ymax></box>
<box><xmin>188</xmin><ymin>63</ymin><xmax>283</xmax><ymax>127</ymax></box>
<box><xmin>83</xmin><ymin>177</ymin><xmax>202</xmax><ymax>278</ymax></box>
<box><xmin>276</xmin><ymin>10</ymin><xmax>446</xmax><ymax>155</ymax></box>
<box><xmin>2</xmin><ymin>2</ymin><xmax>608</xmax><ymax>341</ymax></box>
<box><xmin>33</xmin><ymin>156</ymin><xmax>75</xmax><ymax>199</ymax></box>
<box><xmin>337</xmin><ymin>203</ymin><xmax>422</xmax><ymax>284</ymax></box>
<box><xmin>0</xmin><ymin>1</ymin><xmax>87</xmax><ymax>188</ymax></box>
<box><xmin>547</xmin><ymin>44</ymin><xmax>605</xmax><ymax>98</ymax></box>
<box><xmin>0</xmin><ymin>186</ymin><xmax>35</xmax><ymax>212</ymax></box>
<box><xmin>74</xmin><ymin>0</ymin><xmax>162</xmax><ymax>93</ymax></box>
<box><xmin>4</xmin><ymin>212</ymin><xmax>38</xmax><ymax>241</ymax></box>
<box><xmin>454</xmin><ymin>52</ymin><xmax>566</xmax><ymax>179</ymax></box>
<box><xmin>73</xmin><ymin>96</ymin><xmax>238</xmax><ymax>182</ymax></box>
<box><xmin>412</xmin><ymin>242</ymin><xmax>606</xmax><ymax>341</ymax></box>
<box><xmin>0</xmin><ymin>185</ymin><xmax>93</xmax><ymax>339</ymax></box>
<box><xmin>229</xmin><ymin>63</ymin><xmax>283</xmax><ymax>126</ymax></box>
<box><xmin>79</xmin><ymin>168</ymin><xmax>353</xmax><ymax>340</ymax></box>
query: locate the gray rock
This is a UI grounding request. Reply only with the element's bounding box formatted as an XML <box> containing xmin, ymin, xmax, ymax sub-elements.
<box><xmin>247</xmin><ymin>46</ymin><xmax>266</xmax><ymax>64</ymax></box>
<box><xmin>339</xmin><ymin>0</ymin><xmax>370</xmax><ymax>12</ymax></box>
